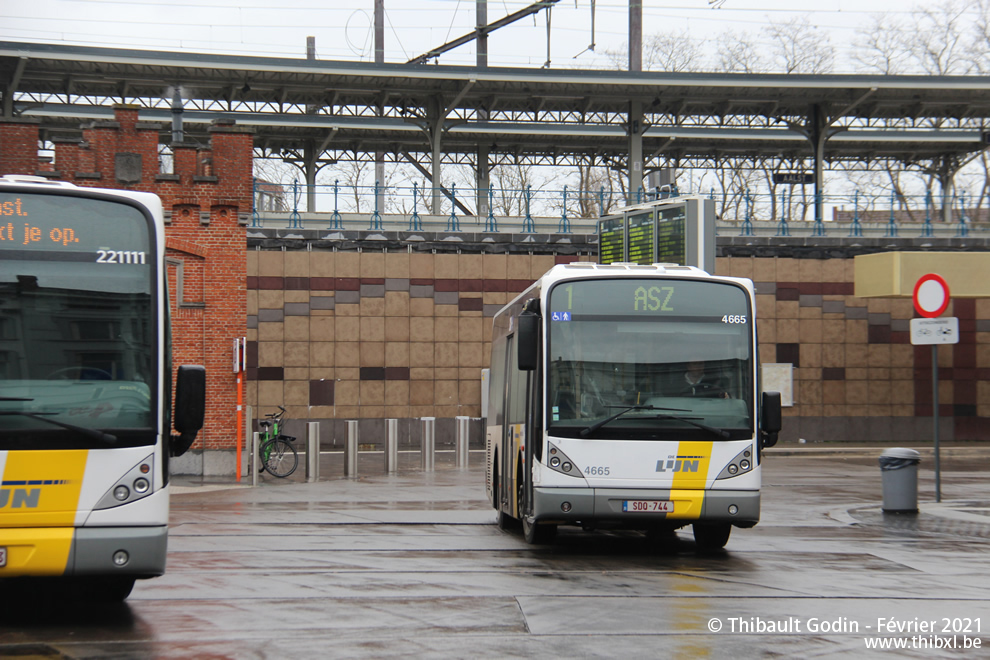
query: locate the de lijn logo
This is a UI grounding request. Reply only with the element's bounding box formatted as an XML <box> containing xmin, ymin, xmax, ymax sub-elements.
<box><xmin>0</xmin><ymin>480</ymin><xmax>70</xmax><ymax>509</ymax></box>
<box><xmin>656</xmin><ymin>456</ymin><xmax>703</xmax><ymax>473</ymax></box>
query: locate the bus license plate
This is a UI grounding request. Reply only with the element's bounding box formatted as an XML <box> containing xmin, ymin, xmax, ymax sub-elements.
<box><xmin>623</xmin><ymin>500</ymin><xmax>673</xmax><ymax>513</ymax></box>
<box><xmin>0</xmin><ymin>547</ymin><xmax>6</xmax><ymax>568</ymax></box>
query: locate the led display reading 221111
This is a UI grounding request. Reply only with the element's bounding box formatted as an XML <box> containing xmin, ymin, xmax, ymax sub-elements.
<box><xmin>0</xmin><ymin>194</ymin><xmax>149</xmax><ymax>265</ymax></box>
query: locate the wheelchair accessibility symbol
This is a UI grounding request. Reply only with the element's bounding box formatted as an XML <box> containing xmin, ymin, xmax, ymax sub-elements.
<box><xmin>551</xmin><ymin>312</ymin><xmax>572</xmax><ymax>322</ymax></box>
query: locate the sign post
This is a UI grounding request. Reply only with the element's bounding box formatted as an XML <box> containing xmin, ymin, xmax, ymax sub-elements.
<box><xmin>233</xmin><ymin>337</ymin><xmax>247</xmax><ymax>482</ymax></box>
<box><xmin>910</xmin><ymin>274</ymin><xmax>956</xmax><ymax>502</ymax></box>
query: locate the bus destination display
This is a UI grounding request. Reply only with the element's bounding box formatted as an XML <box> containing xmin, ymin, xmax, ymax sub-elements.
<box><xmin>626</xmin><ymin>212</ymin><xmax>654</xmax><ymax>265</ymax></box>
<box><xmin>656</xmin><ymin>204</ymin><xmax>686</xmax><ymax>266</ymax></box>
<box><xmin>598</xmin><ymin>216</ymin><xmax>624</xmax><ymax>264</ymax></box>
<box><xmin>0</xmin><ymin>193</ymin><xmax>149</xmax><ymax>263</ymax></box>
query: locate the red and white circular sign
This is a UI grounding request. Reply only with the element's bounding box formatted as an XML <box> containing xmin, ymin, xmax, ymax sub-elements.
<box><xmin>913</xmin><ymin>273</ymin><xmax>950</xmax><ymax>318</ymax></box>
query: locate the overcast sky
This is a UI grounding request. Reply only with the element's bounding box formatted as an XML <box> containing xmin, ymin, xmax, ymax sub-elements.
<box><xmin>2</xmin><ymin>0</ymin><xmax>968</xmax><ymax>70</ymax></box>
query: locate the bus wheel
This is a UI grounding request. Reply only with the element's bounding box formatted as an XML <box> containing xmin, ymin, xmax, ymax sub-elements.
<box><xmin>97</xmin><ymin>577</ymin><xmax>136</xmax><ymax>602</ymax></box>
<box><xmin>494</xmin><ymin>469</ymin><xmax>517</xmax><ymax>530</ymax></box>
<box><xmin>693</xmin><ymin>523</ymin><xmax>731</xmax><ymax>552</ymax></box>
<box><xmin>523</xmin><ymin>517</ymin><xmax>557</xmax><ymax>545</ymax></box>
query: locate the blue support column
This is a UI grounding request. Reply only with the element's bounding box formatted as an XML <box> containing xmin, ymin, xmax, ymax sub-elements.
<box><xmin>445</xmin><ymin>183</ymin><xmax>460</xmax><ymax>232</ymax></box>
<box><xmin>956</xmin><ymin>193</ymin><xmax>969</xmax><ymax>237</ymax></box>
<box><xmin>328</xmin><ymin>179</ymin><xmax>343</xmax><ymax>229</ymax></box>
<box><xmin>741</xmin><ymin>189</ymin><xmax>755</xmax><ymax>237</ymax></box>
<box><xmin>250</xmin><ymin>177</ymin><xmax>261</xmax><ymax>227</ymax></box>
<box><xmin>288</xmin><ymin>180</ymin><xmax>302</xmax><ymax>229</ymax></box>
<box><xmin>558</xmin><ymin>185</ymin><xmax>571</xmax><ymax>233</ymax></box>
<box><xmin>485</xmin><ymin>186</ymin><xmax>498</xmax><ymax>232</ymax></box>
<box><xmin>812</xmin><ymin>190</ymin><xmax>826</xmax><ymax>236</ymax></box>
<box><xmin>369</xmin><ymin>180</ymin><xmax>383</xmax><ymax>230</ymax></box>
<box><xmin>522</xmin><ymin>185</ymin><xmax>535</xmax><ymax>233</ymax></box>
<box><xmin>921</xmin><ymin>190</ymin><xmax>934</xmax><ymax>238</ymax></box>
<box><xmin>408</xmin><ymin>182</ymin><xmax>422</xmax><ymax>231</ymax></box>
<box><xmin>776</xmin><ymin>190</ymin><xmax>790</xmax><ymax>237</ymax></box>
<box><xmin>848</xmin><ymin>190</ymin><xmax>863</xmax><ymax>237</ymax></box>
<box><xmin>884</xmin><ymin>190</ymin><xmax>898</xmax><ymax>238</ymax></box>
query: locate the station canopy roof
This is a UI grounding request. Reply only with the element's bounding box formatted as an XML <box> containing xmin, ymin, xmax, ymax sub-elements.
<box><xmin>3</xmin><ymin>41</ymin><xmax>990</xmax><ymax>168</ymax></box>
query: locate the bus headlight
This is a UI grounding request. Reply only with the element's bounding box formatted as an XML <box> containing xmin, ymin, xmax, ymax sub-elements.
<box><xmin>113</xmin><ymin>550</ymin><xmax>129</xmax><ymax>566</ymax></box>
<box><xmin>716</xmin><ymin>448</ymin><xmax>756</xmax><ymax>481</ymax></box>
<box><xmin>545</xmin><ymin>443</ymin><xmax>584</xmax><ymax>478</ymax></box>
<box><xmin>95</xmin><ymin>454</ymin><xmax>156</xmax><ymax>510</ymax></box>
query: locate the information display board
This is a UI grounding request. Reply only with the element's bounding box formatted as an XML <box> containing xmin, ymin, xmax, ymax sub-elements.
<box><xmin>598</xmin><ymin>216</ymin><xmax>625</xmax><ymax>264</ymax></box>
<box><xmin>656</xmin><ymin>204</ymin><xmax>686</xmax><ymax>266</ymax></box>
<box><xmin>626</xmin><ymin>212</ymin><xmax>654</xmax><ymax>265</ymax></box>
<box><xmin>597</xmin><ymin>196</ymin><xmax>715</xmax><ymax>273</ymax></box>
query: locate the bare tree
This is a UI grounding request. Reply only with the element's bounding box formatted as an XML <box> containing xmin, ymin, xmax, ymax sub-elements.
<box><xmin>605</xmin><ymin>30</ymin><xmax>705</xmax><ymax>72</ymax></box>
<box><xmin>971</xmin><ymin>0</ymin><xmax>990</xmax><ymax>73</ymax></box>
<box><xmin>761</xmin><ymin>17</ymin><xmax>834</xmax><ymax>74</ymax></box>
<box><xmin>852</xmin><ymin>13</ymin><xmax>909</xmax><ymax>74</ymax></box>
<box><xmin>714</xmin><ymin>31</ymin><xmax>770</xmax><ymax>74</ymax></box>
<box><xmin>911</xmin><ymin>0</ymin><xmax>974</xmax><ymax>75</ymax></box>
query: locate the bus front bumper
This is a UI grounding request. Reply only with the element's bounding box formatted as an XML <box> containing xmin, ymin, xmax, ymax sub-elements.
<box><xmin>532</xmin><ymin>487</ymin><xmax>760</xmax><ymax>527</ymax></box>
<box><xmin>0</xmin><ymin>526</ymin><xmax>167</xmax><ymax>578</ymax></box>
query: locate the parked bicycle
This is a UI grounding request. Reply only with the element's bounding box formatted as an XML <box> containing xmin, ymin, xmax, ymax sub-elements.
<box><xmin>258</xmin><ymin>406</ymin><xmax>298</xmax><ymax>477</ymax></box>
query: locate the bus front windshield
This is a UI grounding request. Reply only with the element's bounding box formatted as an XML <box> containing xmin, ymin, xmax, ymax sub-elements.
<box><xmin>0</xmin><ymin>192</ymin><xmax>156</xmax><ymax>450</ymax></box>
<box><xmin>547</xmin><ymin>277</ymin><xmax>753</xmax><ymax>440</ymax></box>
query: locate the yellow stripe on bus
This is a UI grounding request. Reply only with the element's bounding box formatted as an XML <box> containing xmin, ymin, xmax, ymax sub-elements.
<box><xmin>0</xmin><ymin>527</ymin><xmax>75</xmax><ymax>576</ymax></box>
<box><xmin>0</xmin><ymin>450</ymin><xmax>89</xmax><ymax>527</ymax></box>
<box><xmin>670</xmin><ymin>441</ymin><xmax>713</xmax><ymax>490</ymax></box>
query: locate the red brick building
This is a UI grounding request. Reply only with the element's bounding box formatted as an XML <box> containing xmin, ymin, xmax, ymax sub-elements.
<box><xmin>0</xmin><ymin>106</ymin><xmax>252</xmax><ymax>473</ymax></box>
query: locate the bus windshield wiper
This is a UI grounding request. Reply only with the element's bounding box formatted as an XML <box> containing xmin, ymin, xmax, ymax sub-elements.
<box><xmin>646</xmin><ymin>414</ymin><xmax>731</xmax><ymax>440</ymax></box>
<box><xmin>580</xmin><ymin>404</ymin><xmax>686</xmax><ymax>437</ymax></box>
<box><xmin>580</xmin><ymin>404</ymin><xmax>730</xmax><ymax>439</ymax></box>
<box><xmin>0</xmin><ymin>411</ymin><xmax>117</xmax><ymax>444</ymax></box>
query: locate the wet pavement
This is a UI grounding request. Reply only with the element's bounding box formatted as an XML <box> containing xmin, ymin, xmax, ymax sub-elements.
<box><xmin>2</xmin><ymin>446</ymin><xmax>990</xmax><ymax>658</ymax></box>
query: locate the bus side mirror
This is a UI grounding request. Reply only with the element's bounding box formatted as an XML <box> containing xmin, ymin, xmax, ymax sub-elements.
<box><xmin>760</xmin><ymin>391</ymin><xmax>781</xmax><ymax>448</ymax></box>
<box><xmin>171</xmin><ymin>365</ymin><xmax>206</xmax><ymax>457</ymax></box>
<box><xmin>517</xmin><ymin>313</ymin><xmax>539</xmax><ymax>371</ymax></box>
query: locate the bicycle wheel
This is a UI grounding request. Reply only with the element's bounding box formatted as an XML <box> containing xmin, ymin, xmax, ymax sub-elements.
<box><xmin>258</xmin><ymin>434</ymin><xmax>271</xmax><ymax>473</ymax></box>
<box><xmin>261</xmin><ymin>438</ymin><xmax>298</xmax><ymax>477</ymax></box>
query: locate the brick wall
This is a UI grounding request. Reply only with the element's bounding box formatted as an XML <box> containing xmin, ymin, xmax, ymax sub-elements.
<box><xmin>0</xmin><ymin>106</ymin><xmax>251</xmax><ymax>461</ymax></box>
<box><xmin>247</xmin><ymin>241</ymin><xmax>990</xmax><ymax>445</ymax></box>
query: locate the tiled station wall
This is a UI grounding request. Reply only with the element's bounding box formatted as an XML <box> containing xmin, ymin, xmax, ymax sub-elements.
<box><xmin>248</xmin><ymin>249</ymin><xmax>990</xmax><ymax>444</ymax></box>
<box><xmin>721</xmin><ymin>255</ymin><xmax>989</xmax><ymax>443</ymax></box>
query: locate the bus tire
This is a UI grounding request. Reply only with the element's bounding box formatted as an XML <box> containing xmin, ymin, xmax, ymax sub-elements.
<box><xmin>96</xmin><ymin>577</ymin><xmax>136</xmax><ymax>602</ymax></box>
<box><xmin>693</xmin><ymin>522</ymin><xmax>731</xmax><ymax>551</ymax></box>
<box><xmin>522</xmin><ymin>517</ymin><xmax>557</xmax><ymax>545</ymax></box>
<box><xmin>494</xmin><ymin>466</ymin><xmax>516</xmax><ymax>530</ymax></box>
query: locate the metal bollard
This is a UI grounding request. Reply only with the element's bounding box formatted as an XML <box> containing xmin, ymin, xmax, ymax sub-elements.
<box><xmin>345</xmin><ymin>420</ymin><xmax>358</xmax><ymax>477</ymax></box>
<box><xmin>243</xmin><ymin>405</ymin><xmax>252</xmax><ymax>480</ymax></box>
<box><xmin>385</xmin><ymin>418</ymin><xmax>399</xmax><ymax>473</ymax></box>
<box><xmin>251</xmin><ymin>431</ymin><xmax>260</xmax><ymax>487</ymax></box>
<box><xmin>306</xmin><ymin>422</ymin><xmax>319</xmax><ymax>483</ymax></box>
<box><xmin>455</xmin><ymin>416</ymin><xmax>469</xmax><ymax>468</ymax></box>
<box><xmin>420</xmin><ymin>417</ymin><xmax>435</xmax><ymax>471</ymax></box>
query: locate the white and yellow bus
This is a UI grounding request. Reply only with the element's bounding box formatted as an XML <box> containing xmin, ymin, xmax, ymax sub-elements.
<box><xmin>485</xmin><ymin>262</ymin><xmax>781</xmax><ymax>550</ymax></box>
<box><xmin>0</xmin><ymin>175</ymin><xmax>204</xmax><ymax>600</ymax></box>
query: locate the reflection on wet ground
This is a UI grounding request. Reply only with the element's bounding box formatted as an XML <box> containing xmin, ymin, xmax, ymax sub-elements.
<box><xmin>2</xmin><ymin>450</ymin><xmax>989</xmax><ymax>658</ymax></box>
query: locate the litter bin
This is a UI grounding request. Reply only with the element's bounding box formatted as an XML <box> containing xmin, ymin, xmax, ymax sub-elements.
<box><xmin>878</xmin><ymin>448</ymin><xmax>921</xmax><ymax>513</ymax></box>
